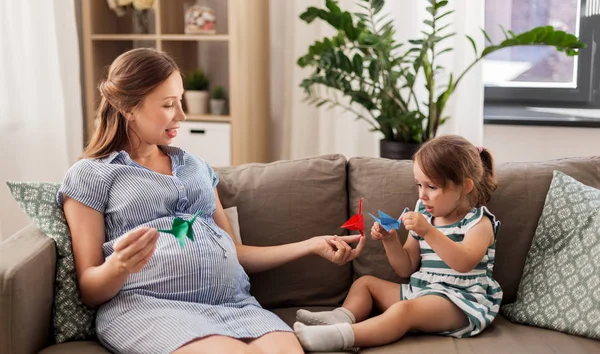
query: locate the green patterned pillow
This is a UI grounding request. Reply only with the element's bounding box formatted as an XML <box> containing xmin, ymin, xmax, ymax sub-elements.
<box><xmin>6</xmin><ymin>182</ymin><xmax>95</xmax><ymax>343</ymax></box>
<box><xmin>502</xmin><ymin>171</ymin><xmax>600</xmax><ymax>339</ymax></box>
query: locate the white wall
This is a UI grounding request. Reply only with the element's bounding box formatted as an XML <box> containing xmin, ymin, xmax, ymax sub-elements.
<box><xmin>484</xmin><ymin>125</ymin><xmax>600</xmax><ymax>163</ymax></box>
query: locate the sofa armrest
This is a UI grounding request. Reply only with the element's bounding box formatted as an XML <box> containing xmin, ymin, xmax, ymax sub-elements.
<box><xmin>0</xmin><ymin>224</ymin><xmax>56</xmax><ymax>354</ymax></box>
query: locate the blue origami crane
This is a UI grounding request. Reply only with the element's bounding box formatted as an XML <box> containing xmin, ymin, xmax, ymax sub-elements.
<box><xmin>369</xmin><ymin>207</ymin><xmax>410</xmax><ymax>232</ymax></box>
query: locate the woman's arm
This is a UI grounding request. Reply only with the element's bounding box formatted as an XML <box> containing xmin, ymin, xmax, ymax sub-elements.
<box><xmin>212</xmin><ymin>190</ymin><xmax>365</xmax><ymax>274</ymax></box>
<box><xmin>422</xmin><ymin>217</ymin><xmax>493</xmax><ymax>273</ymax></box>
<box><xmin>63</xmin><ymin>198</ymin><xmax>158</xmax><ymax>307</ymax></box>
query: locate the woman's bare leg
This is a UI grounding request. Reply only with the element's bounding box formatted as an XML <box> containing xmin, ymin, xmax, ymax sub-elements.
<box><xmin>247</xmin><ymin>331</ymin><xmax>303</xmax><ymax>354</ymax></box>
<box><xmin>174</xmin><ymin>335</ymin><xmax>260</xmax><ymax>354</ymax></box>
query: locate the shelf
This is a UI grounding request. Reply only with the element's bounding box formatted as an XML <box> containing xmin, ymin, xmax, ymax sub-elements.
<box><xmin>91</xmin><ymin>34</ymin><xmax>157</xmax><ymax>41</ymax></box>
<box><xmin>186</xmin><ymin>114</ymin><xmax>231</xmax><ymax>123</ymax></box>
<box><xmin>161</xmin><ymin>34</ymin><xmax>230</xmax><ymax>41</ymax></box>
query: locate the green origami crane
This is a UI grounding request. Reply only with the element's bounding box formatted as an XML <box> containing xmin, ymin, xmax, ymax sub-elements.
<box><xmin>158</xmin><ymin>210</ymin><xmax>202</xmax><ymax>248</ymax></box>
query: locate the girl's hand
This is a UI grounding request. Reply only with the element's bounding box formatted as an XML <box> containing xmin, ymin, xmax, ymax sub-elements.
<box><xmin>401</xmin><ymin>212</ymin><xmax>434</xmax><ymax>237</ymax></box>
<box><xmin>311</xmin><ymin>235</ymin><xmax>365</xmax><ymax>265</ymax></box>
<box><xmin>371</xmin><ymin>222</ymin><xmax>397</xmax><ymax>241</ymax></box>
<box><xmin>109</xmin><ymin>227</ymin><xmax>159</xmax><ymax>274</ymax></box>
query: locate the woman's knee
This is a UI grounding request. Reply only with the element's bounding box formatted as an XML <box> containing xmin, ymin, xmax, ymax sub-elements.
<box><xmin>174</xmin><ymin>335</ymin><xmax>259</xmax><ymax>354</ymax></box>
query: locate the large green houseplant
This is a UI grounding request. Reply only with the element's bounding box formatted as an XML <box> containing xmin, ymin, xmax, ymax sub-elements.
<box><xmin>298</xmin><ymin>0</ymin><xmax>586</xmax><ymax>159</ymax></box>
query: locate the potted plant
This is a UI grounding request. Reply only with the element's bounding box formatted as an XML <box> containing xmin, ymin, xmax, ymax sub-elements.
<box><xmin>297</xmin><ymin>0</ymin><xmax>586</xmax><ymax>159</ymax></box>
<box><xmin>184</xmin><ymin>69</ymin><xmax>210</xmax><ymax>115</ymax></box>
<box><xmin>210</xmin><ymin>86</ymin><xmax>227</xmax><ymax>115</ymax></box>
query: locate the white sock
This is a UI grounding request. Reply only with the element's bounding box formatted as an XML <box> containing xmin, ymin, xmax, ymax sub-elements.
<box><xmin>296</xmin><ymin>307</ymin><xmax>356</xmax><ymax>325</ymax></box>
<box><xmin>293</xmin><ymin>322</ymin><xmax>355</xmax><ymax>351</ymax></box>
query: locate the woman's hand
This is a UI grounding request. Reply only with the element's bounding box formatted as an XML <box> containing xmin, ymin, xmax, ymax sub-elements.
<box><xmin>310</xmin><ymin>235</ymin><xmax>365</xmax><ymax>265</ymax></box>
<box><xmin>401</xmin><ymin>212</ymin><xmax>434</xmax><ymax>237</ymax></box>
<box><xmin>108</xmin><ymin>227</ymin><xmax>159</xmax><ymax>274</ymax></box>
<box><xmin>370</xmin><ymin>222</ymin><xmax>397</xmax><ymax>241</ymax></box>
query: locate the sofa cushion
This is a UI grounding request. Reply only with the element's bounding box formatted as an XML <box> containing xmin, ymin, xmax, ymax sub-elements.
<box><xmin>489</xmin><ymin>156</ymin><xmax>600</xmax><ymax>304</ymax></box>
<box><xmin>37</xmin><ymin>316</ymin><xmax>600</xmax><ymax>354</ymax></box>
<box><xmin>215</xmin><ymin>155</ymin><xmax>352</xmax><ymax>308</ymax></box>
<box><xmin>502</xmin><ymin>171</ymin><xmax>600</xmax><ymax>339</ymax></box>
<box><xmin>39</xmin><ymin>341</ymin><xmax>110</xmax><ymax>354</ymax></box>
<box><xmin>359</xmin><ymin>316</ymin><xmax>600</xmax><ymax>354</ymax></box>
<box><xmin>6</xmin><ymin>181</ymin><xmax>96</xmax><ymax>344</ymax></box>
<box><xmin>347</xmin><ymin>157</ymin><xmax>417</xmax><ymax>283</ymax></box>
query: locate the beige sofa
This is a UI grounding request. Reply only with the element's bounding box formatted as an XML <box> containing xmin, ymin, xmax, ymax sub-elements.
<box><xmin>2</xmin><ymin>154</ymin><xmax>600</xmax><ymax>354</ymax></box>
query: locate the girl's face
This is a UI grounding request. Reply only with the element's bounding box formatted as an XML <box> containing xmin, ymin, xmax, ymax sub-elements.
<box><xmin>413</xmin><ymin>162</ymin><xmax>468</xmax><ymax>219</ymax></box>
<box><xmin>127</xmin><ymin>71</ymin><xmax>186</xmax><ymax>148</ymax></box>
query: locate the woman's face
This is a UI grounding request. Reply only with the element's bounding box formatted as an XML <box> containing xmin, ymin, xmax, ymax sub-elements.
<box><xmin>127</xmin><ymin>71</ymin><xmax>186</xmax><ymax>147</ymax></box>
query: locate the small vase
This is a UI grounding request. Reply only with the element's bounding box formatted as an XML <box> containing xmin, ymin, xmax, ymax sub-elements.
<box><xmin>132</xmin><ymin>9</ymin><xmax>150</xmax><ymax>34</ymax></box>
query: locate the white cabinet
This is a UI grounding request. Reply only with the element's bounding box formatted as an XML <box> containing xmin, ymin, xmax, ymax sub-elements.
<box><xmin>173</xmin><ymin>121</ymin><xmax>231</xmax><ymax>166</ymax></box>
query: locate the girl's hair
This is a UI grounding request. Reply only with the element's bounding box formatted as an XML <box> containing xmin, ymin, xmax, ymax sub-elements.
<box><xmin>414</xmin><ymin>134</ymin><xmax>497</xmax><ymax>207</ymax></box>
<box><xmin>83</xmin><ymin>48</ymin><xmax>180</xmax><ymax>159</ymax></box>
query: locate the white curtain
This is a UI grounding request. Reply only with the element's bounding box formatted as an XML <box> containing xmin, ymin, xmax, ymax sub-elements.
<box><xmin>0</xmin><ymin>0</ymin><xmax>83</xmax><ymax>240</ymax></box>
<box><xmin>270</xmin><ymin>0</ymin><xmax>485</xmax><ymax>161</ymax></box>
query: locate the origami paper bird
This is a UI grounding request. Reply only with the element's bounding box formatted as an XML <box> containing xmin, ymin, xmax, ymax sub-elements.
<box><xmin>341</xmin><ymin>198</ymin><xmax>365</xmax><ymax>236</ymax></box>
<box><xmin>158</xmin><ymin>210</ymin><xmax>202</xmax><ymax>248</ymax></box>
<box><xmin>369</xmin><ymin>207</ymin><xmax>410</xmax><ymax>232</ymax></box>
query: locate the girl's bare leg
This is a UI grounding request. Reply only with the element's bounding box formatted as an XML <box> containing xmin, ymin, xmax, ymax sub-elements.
<box><xmin>295</xmin><ymin>295</ymin><xmax>467</xmax><ymax>351</ymax></box>
<box><xmin>296</xmin><ymin>275</ymin><xmax>400</xmax><ymax>325</ymax></box>
<box><xmin>342</xmin><ymin>275</ymin><xmax>402</xmax><ymax>321</ymax></box>
<box><xmin>353</xmin><ymin>295</ymin><xmax>468</xmax><ymax>347</ymax></box>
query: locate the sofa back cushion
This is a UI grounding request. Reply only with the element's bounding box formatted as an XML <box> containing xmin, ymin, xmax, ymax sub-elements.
<box><xmin>348</xmin><ymin>156</ymin><xmax>600</xmax><ymax>305</ymax></box>
<box><xmin>347</xmin><ymin>157</ymin><xmax>417</xmax><ymax>284</ymax></box>
<box><xmin>489</xmin><ymin>156</ymin><xmax>600</xmax><ymax>304</ymax></box>
<box><xmin>215</xmin><ymin>155</ymin><xmax>351</xmax><ymax>309</ymax></box>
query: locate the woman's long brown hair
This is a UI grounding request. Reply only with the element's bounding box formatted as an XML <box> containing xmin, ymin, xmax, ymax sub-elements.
<box><xmin>84</xmin><ymin>48</ymin><xmax>179</xmax><ymax>159</ymax></box>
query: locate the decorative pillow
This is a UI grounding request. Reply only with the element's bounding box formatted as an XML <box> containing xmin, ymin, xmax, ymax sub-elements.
<box><xmin>223</xmin><ymin>206</ymin><xmax>242</xmax><ymax>244</ymax></box>
<box><xmin>502</xmin><ymin>171</ymin><xmax>600</xmax><ymax>339</ymax></box>
<box><xmin>7</xmin><ymin>181</ymin><xmax>242</xmax><ymax>344</ymax></box>
<box><xmin>6</xmin><ymin>181</ymin><xmax>95</xmax><ymax>344</ymax></box>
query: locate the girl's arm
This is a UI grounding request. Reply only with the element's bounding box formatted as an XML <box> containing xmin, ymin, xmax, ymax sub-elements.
<box><xmin>377</xmin><ymin>230</ymin><xmax>421</xmax><ymax>278</ymax></box>
<box><xmin>422</xmin><ymin>217</ymin><xmax>494</xmax><ymax>273</ymax></box>
<box><xmin>212</xmin><ymin>190</ymin><xmax>365</xmax><ymax>274</ymax></box>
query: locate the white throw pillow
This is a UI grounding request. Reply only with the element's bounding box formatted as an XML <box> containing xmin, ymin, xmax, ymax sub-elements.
<box><xmin>223</xmin><ymin>206</ymin><xmax>242</xmax><ymax>244</ymax></box>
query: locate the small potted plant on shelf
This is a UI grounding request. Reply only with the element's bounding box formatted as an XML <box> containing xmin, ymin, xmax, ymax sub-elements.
<box><xmin>210</xmin><ymin>86</ymin><xmax>227</xmax><ymax>115</ymax></box>
<box><xmin>184</xmin><ymin>69</ymin><xmax>210</xmax><ymax>115</ymax></box>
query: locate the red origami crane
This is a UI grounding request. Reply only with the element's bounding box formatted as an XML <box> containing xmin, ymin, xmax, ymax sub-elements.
<box><xmin>341</xmin><ymin>198</ymin><xmax>365</xmax><ymax>236</ymax></box>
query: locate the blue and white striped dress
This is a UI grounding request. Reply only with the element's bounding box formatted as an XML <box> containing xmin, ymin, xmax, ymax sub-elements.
<box><xmin>401</xmin><ymin>200</ymin><xmax>503</xmax><ymax>338</ymax></box>
<box><xmin>57</xmin><ymin>146</ymin><xmax>291</xmax><ymax>354</ymax></box>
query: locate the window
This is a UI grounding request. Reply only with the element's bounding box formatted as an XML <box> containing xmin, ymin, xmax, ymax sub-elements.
<box><xmin>483</xmin><ymin>0</ymin><xmax>599</xmax><ymax>106</ymax></box>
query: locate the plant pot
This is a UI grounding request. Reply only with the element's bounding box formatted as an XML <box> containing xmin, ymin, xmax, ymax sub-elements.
<box><xmin>380</xmin><ymin>139</ymin><xmax>421</xmax><ymax>160</ymax></box>
<box><xmin>184</xmin><ymin>90</ymin><xmax>209</xmax><ymax>115</ymax></box>
<box><xmin>210</xmin><ymin>99</ymin><xmax>227</xmax><ymax>115</ymax></box>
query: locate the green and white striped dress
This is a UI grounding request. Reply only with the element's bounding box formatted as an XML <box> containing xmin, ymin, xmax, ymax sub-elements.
<box><xmin>400</xmin><ymin>200</ymin><xmax>503</xmax><ymax>338</ymax></box>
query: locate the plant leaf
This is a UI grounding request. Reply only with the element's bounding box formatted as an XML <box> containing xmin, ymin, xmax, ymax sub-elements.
<box><xmin>481</xmin><ymin>28</ymin><xmax>492</xmax><ymax>44</ymax></box>
<box><xmin>466</xmin><ymin>35</ymin><xmax>478</xmax><ymax>56</ymax></box>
